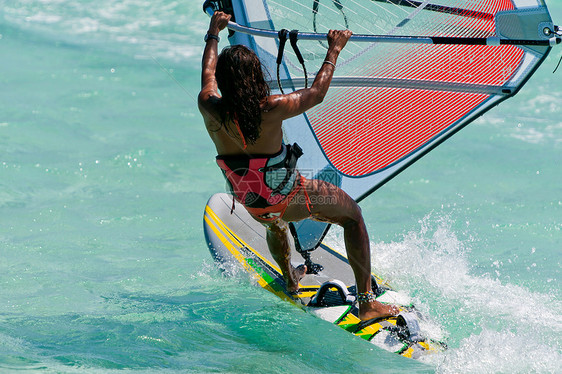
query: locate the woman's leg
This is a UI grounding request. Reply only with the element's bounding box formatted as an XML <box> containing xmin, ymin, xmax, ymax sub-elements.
<box><xmin>252</xmin><ymin>216</ymin><xmax>306</xmax><ymax>293</ymax></box>
<box><xmin>283</xmin><ymin>178</ymin><xmax>399</xmax><ymax>320</ymax></box>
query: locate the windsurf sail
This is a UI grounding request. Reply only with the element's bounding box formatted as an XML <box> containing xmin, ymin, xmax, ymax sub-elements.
<box><xmin>203</xmin><ymin>0</ymin><xmax>560</xmax><ymax>252</ymax></box>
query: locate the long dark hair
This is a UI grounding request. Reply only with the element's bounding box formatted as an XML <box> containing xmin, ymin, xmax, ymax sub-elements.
<box><xmin>215</xmin><ymin>45</ymin><xmax>270</xmax><ymax>145</ymax></box>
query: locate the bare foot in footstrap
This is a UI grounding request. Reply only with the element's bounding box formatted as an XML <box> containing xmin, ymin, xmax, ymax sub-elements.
<box><xmin>359</xmin><ymin>300</ymin><xmax>400</xmax><ymax>321</ymax></box>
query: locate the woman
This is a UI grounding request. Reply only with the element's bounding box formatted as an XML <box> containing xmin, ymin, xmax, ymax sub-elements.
<box><xmin>198</xmin><ymin>11</ymin><xmax>398</xmax><ymax>320</ymax></box>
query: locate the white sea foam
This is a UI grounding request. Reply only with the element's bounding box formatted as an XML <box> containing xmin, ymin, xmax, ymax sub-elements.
<box><xmin>326</xmin><ymin>213</ymin><xmax>561</xmax><ymax>373</ymax></box>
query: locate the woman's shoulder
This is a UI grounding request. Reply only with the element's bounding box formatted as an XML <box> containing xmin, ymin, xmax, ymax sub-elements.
<box><xmin>262</xmin><ymin>95</ymin><xmax>285</xmax><ymax>112</ymax></box>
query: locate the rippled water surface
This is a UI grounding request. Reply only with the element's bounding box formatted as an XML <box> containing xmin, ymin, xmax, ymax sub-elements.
<box><xmin>1</xmin><ymin>1</ymin><xmax>561</xmax><ymax>373</ymax></box>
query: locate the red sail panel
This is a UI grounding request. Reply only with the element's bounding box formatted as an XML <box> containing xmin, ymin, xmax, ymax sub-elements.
<box><xmin>364</xmin><ymin>44</ymin><xmax>524</xmax><ymax>86</ymax></box>
<box><xmin>307</xmin><ymin>88</ymin><xmax>488</xmax><ymax>176</ymax></box>
<box><xmin>307</xmin><ymin>41</ymin><xmax>524</xmax><ymax>176</ymax></box>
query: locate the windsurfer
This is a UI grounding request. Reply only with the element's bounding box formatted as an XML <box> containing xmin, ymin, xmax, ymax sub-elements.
<box><xmin>198</xmin><ymin>11</ymin><xmax>398</xmax><ymax>320</ymax></box>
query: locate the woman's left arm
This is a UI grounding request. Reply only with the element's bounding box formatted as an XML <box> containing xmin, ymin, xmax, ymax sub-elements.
<box><xmin>198</xmin><ymin>12</ymin><xmax>231</xmax><ymax>113</ymax></box>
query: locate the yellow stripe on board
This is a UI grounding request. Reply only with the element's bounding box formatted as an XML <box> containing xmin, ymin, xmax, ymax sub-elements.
<box><xmin>205</xmin><ymin>205</ymin><xmax>283</xmax><ymax>275</ymax></box>
<box><xmin>203</xmin><ymin>214</ymin><xmax>270</xmax><ymax>288</ymax></box>
<box><xmin>337</xmin><ymin>313</ymin><xmax>361</xmax><ymax>328</ymax></box>
<box><xmin>204</xmin><ymin>205</ymin><xmax>296</xmax><ymax>302</ymax></box>
<box><xmin>355</xmin><ymin>322</ymin><xmax>383</xmax><ymax>338</ymax></box>
<box><xmin>205</xmin><ymin>204</ymin><xmax>312</xmax><ymax>295</ymax></box>
<box><xmin>418</xmin><ymin>341</ymin><xmax>440</xmax><ymax>353</ymax></box>
<box><xmin>297</xmin><ymin>290</ymin><xmax>318</xmax><ymax>299</ymax></box>
<box><xmin>400</xmin><ymin>347</ymin><xmax>415</xmax><ymax>358</ymax></box>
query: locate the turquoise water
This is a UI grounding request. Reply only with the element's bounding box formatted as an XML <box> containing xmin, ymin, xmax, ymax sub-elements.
<box><xmin>1</xmin><ymin>1</ymin><xmax>560</xmax><ymax>373</ymax></box>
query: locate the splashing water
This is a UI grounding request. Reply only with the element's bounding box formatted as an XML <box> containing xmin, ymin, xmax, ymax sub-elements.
<box><xmin>324</xmin><ymin>213</ymin><xmax>562</xmax><ymax>373</ymax></box>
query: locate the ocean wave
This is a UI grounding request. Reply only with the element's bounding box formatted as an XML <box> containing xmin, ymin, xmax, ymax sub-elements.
<box><xmin>2</xmin><ymin>0</ymin><xmax>207</xmax><ymax>63</ymax></box>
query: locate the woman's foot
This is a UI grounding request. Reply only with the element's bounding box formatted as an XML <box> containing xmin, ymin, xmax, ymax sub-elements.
<box><xmin>284</xmin><ymin>264</ymin><xmax>307</xmax><ymax>293</ymax></box>
<box><xmin>359</xmin><ymin>300</ymin><xmax>400</xmax><ymax>321</ymax></box>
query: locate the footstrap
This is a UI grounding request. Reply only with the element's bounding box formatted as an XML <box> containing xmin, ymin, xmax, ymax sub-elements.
<box><xmin>309</xmin><ymin>279</ymin><xmax>354</xmax><ymax>306</ymax></box>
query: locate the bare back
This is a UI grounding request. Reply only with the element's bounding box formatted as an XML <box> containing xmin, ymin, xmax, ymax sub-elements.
<box><xmin>200</xmin><ymin>96</ymin><xmax>285</xmax><ymax>156</ymax></box>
